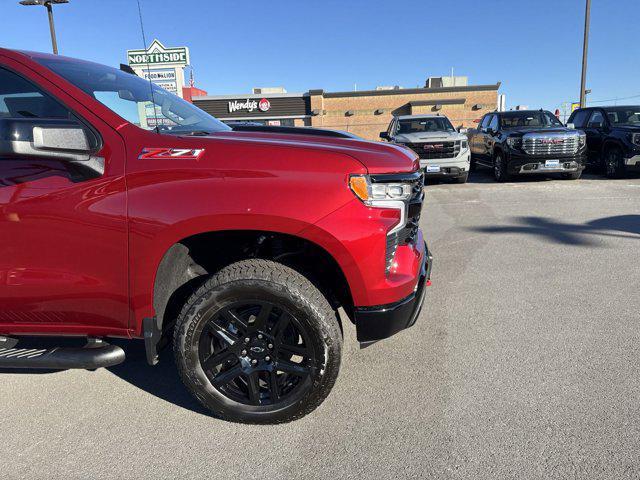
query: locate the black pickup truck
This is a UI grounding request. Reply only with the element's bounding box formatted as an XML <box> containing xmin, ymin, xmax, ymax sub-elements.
<box><xmin>468</xmin><ymin>110</ymin><xmax>586</xmax><ymax>182</ymax></box>
<box><xmin>567</xmin><ymin>106</ymin><xmax>640</xmax><ymax>178</ymax></box>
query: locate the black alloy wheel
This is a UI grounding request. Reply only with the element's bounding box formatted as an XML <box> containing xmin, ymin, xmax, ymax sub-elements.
<box><xmin>605</xmin><ymin>146</ymin><xmax>625</xmax><ymax>178</ymax></box>
<box><xmin>198</xmin><ymin>300</ymin><xmax>316</xmax><ymax>407</ymax></box>
<box><xmin>174</xmin><ymin>259</ymin><xmax>342</xmax><ymax>424</ymax></box>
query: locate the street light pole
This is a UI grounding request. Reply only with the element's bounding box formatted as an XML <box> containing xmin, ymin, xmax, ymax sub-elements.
<box><xmin>19</xmin><ymin>0</ymin><xmax>69</xmax><ymax>55</ymax></box>
<box><xmin>579</xmin><ymin>0</ymin><xmax>592</xmax><ymax>108</ymax></box>
<box><xmin>45</xmin><ymin>2</ymin><xmax>58</xmax><ymax>54</ymax></box>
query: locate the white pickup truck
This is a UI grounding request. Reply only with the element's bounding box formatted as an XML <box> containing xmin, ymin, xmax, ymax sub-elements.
<box><xmin>380</xmin><ymin>114</ymin><xmax>471</xmax><ymax>183</ymax></box>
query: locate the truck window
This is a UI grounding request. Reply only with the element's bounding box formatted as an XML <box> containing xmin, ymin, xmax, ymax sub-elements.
<box><xmin>388</xmin><ymin>119</ymin><xmax>397</xmax><ymax>136</ymax></box>
<box><xmin>488</xmin><ymin>115</ymin><xmax>499</xmax><ymax>131</ymax></box>
<box><xmin>0</xmin><ymin>67</ymin><xmax>71</xmax><ymax>120</ymax></box>
<box><xmin>479</xmin><ymin>115</ymin><xmax>492</xmax><ymax>131</ymax></box>
<box><xmin>33</xmin><ymin>57</ymin><xmax>230</xmax><ymax>135</ymax></box>
<box><xmin>569</xmin><ymin>109</ymin><xmax>590</xmax><ymax>128</ymax></box>
<box><xmin>587</xmin><ymin>110</ymin><xmax>605</xmax><ymax>128</ymax></box>
<box><xmin>603</xmin><ymin>107</ymin><xmax>640</xmax><ymax>126</ymax></box>
<box><xmin>396</xmin><ymin>117</ymin><xmax>455</xmax><ymax>134</ymax></box>
<box><xmin>500</xmin><ymin>111</ymin><xmax>563</xmax><ymax>128</ymax></box>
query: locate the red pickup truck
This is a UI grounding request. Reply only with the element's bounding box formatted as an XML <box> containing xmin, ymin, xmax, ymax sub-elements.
<box><xmin>0</xmin><ymin>49</ymin><xmax>432</xmax><ymax>423</ymax></box>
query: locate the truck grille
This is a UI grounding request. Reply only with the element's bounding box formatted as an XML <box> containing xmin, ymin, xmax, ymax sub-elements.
<box><xmin>522</xmin><ymin>136</ymin><xmax>579</xmax><ymax>156</ymax></box>
<box><xmin>377</xmin><ymin>172</ymin><xmax>424</xmax><ymax>273</ymax></box>
<box><xmin>405</xmin><ymin>140</ymin><xmax>461</xmax><ymax>159</ymax></box>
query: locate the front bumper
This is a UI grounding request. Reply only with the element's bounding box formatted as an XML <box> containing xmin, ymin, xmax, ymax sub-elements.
<box><xmin>506</xmin><ymin>151</ymin><xmax>586</xmax><ymax>175</ymax></box>
<box><xmin>420</xmin><ymin>150</ymin><xmax>470</xmax><ymax>178</ymax></box>
<box><xmin>625</xmin><ymin>154</ymin><xmax>640</xmax><ymax>170</ymax></box>
<box><xmin>354</xmin><ymin>242</ymin><xmax>432</xmax><ymax>345</ymax></box>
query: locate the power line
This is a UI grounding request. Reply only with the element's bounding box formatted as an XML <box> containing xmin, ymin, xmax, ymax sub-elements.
<box><xmin>589</xmin><ymin>93</ymin><xmax>640</xmax><ymax>104</ymax></box>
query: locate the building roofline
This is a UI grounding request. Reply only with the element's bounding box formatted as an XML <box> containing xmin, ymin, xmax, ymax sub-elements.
<box><xmin>193</xmin><ymin>92</ymin><xmax>306</xmax><ymax>101</ymax></box>
<box><xmin>311</xmin><ymin>83</ymin><xmax>501</xmax><ymax>98</ymax></box>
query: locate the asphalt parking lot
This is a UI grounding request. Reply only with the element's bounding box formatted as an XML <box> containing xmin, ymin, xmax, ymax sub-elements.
<box><xmin>2</xmin><ymin>172</ymin><xmax>640</xmax><ymax>479</ymax></box>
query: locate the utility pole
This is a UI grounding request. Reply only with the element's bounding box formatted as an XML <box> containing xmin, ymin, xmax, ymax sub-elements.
<box><xmin>579</xmin><ymin>0</ymin><xmax>591</xmax><ymax>108</ymax></box>
<box><xmin>19</xmin><ymin>0</ymin><xmax>69</xmax><ymax>55</ymax></box>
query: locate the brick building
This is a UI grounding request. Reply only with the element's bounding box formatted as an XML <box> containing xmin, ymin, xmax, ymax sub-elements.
<box><xmin>193</xmin><ymin>79</ymin><xmax>501</xmax><ymax>141</ymax></box>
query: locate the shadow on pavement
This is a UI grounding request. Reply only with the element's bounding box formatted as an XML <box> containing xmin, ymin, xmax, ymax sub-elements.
<box><xmin>107</xmin><ymin>338</ymin><xmax>211</xmax><ymax>416</ymax></box>
<box><xmin>468</xmin><ymin>215</ymin><xmax>640</xmax><ymax>246</ymax></box>
<box><xmin>0</xmin><ymin>335</ymin><xmax>211</xmax><ymax>416</ymax></box>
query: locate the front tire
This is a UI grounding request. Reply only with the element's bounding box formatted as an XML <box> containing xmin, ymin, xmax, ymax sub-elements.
<box><xmin>605</xmin><ymin>146</ymin><xmax>625</xmax><ymax>178</ymax></box>
<box><xmin>173</xmin><ymin>259</ymin><xmax>342</xmax><ymax>424</ymax></box>
<box><xmin>493</xmin><ymin>152</ymin><xmax>511</xmax><ymax>182</ymax></box>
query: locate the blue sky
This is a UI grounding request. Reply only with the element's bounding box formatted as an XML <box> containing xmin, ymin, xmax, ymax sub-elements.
<box><xmin>2</xmin><ymin>0</ymin><xmax>639</xmax><ymax>113</ymax></box>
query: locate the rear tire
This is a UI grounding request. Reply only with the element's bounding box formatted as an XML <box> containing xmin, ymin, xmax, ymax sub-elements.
<box><xmin>493</xmin><ymin>152</ymin><xmax>511</xmax><ymax>182</ymax></box>
<box><xmin>605</xmin><ymin>146</ymin><xmax>625</xmax><ymax>178</ymax></box>
<box><xmin>173</xmin><ymin>259</ymin><xmax>342</xmax><ymax>424</ymax></box>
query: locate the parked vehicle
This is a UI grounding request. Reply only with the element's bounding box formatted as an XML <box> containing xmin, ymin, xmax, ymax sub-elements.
<box><xmin>229</xmin><ymin>122</ymin><xmax>361</xmax><ymax>139</ymax></box>
<box><xmin>567</xmin><ymin>106</ymin><xmax>640</xmax><ymax>178</ymax></box>
<box><xmin>468</xmin><ymin>110</ymin><xmax>586</xmax><ymax>182</ymax></box>
<box><xmin>0</xmin><ymin>49</ymin><xmax>432</xmax><ymax>424</ymax></box>
<box><xmin>380</xmin><ymin>114</ymin><xmax>470</xmax><ymax>183</ymax></box>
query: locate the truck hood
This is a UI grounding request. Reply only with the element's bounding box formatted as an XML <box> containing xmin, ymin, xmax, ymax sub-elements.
<box><xmin>504</xmin><ymin>127</ymin><xmax>578</xmax><ymax>136</ymax></box>
<box><xmin>205</xmin><ymin>130</ymin><xmax>419</xmax><ymax>174</ymax></box>
<box><xmin>393</xmin><ymin>131</ymin><xmax>466</xmax><ymax>143</ymax></box>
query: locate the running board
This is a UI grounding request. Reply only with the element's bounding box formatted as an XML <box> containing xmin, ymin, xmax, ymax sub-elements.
<box><xmin>0</xmin><ymin>337</ymin><xmax>125</xmax><ymax>370</ymax></box>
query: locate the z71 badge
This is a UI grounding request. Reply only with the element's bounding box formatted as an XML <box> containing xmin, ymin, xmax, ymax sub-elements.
<box><xmin>138</xmin><ymin>148</ymin><xmax>205</xmax><ymax>160</ymax></box>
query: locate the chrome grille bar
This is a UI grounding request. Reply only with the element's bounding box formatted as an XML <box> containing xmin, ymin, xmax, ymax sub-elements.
<box><xmin>522</xmin><ymin>136</ymin><xmax>579</xmax><ymax>155</ymax></box>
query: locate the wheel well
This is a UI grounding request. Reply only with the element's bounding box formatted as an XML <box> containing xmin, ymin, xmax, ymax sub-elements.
<box><xmin>153</xmin><ymin>231</ymin><xmax>353</xmax><ymax>336</ymax></box>
<box><xmin>602</xmin><ymin>140</ymin><xmax>623</xmax><ymax>153</ymax></box>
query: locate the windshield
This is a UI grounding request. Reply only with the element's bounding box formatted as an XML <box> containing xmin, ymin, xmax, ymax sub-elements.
<box><xmin>500</xmin><ymin>111</ymin><xmax>563</xmax><ymax>129</ymax></box>
<box><xmin>33</xmin><ymin>57</ymin><xmax>230</xmax><ymax>135</ymax></box>
<box><xmin>603</xmin><ymin>107</ymin><xmax>640</xmax><ymax>126</ymax></box>
<box><xmin>397</xmin><ymin>117</ymin><xmax>455</xmax><ymax>134</ymax></box>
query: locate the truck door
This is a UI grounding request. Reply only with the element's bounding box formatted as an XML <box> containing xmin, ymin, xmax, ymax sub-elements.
<box><xmin>584</xmin><ymin>109</ymin><xmax>607</xmax><ymax>166</ymax></box>
<box><xmin>485</xmin><ymin>114</ymin><xmax>499</xmax><ymax>163</ymax></box>
<box><xmin>470</xmin><ymin>115</ymin><xmax>484</xmax><ymax>158</ymax></box>
<box><xmin>0</xmin><ymin>60</ymin><xmax>129</xmax><ymax>336</ymax></box>
<box><xmin>474</xmin><ymin>114</ymin><xmax>493</xmax><ymax>165</ymax></box>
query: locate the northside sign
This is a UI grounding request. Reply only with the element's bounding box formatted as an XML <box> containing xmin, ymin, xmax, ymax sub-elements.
<box><xmin>127</xmin><ymin>39</ymin><xmax>189</xmax><ymax>67</ymax></box>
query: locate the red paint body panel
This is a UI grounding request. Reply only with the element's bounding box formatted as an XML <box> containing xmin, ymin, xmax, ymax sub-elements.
<box><xmin>0</xmin><ymin>53</ymin><xmax>130</xmax><ymax>337</ymax></box>
<box><xmin>0</xmin><ymin>49</ymin><xmax>425</xmax><ymax>340</ymax></box>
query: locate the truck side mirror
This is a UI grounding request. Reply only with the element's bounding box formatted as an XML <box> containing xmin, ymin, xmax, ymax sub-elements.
<box><xmin>0</xmin><ymin>118</ymin><xmax>104</xmax><ymax>177</ymax></box>
<box><xmin>33</xmin><ymin>125</ymin><xmax>91</xmax><ymax>152</ymax></box>
<box><xmin>379</xmin><ymin>131</ymin><xmax>389</xmax><ymax>140</ymax></box>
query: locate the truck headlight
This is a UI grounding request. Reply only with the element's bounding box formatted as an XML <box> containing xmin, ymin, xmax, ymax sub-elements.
<box><xmin>349</xmin><ymin>175</ymin><xmax>412</xmax><ymax>204</ymax></box>
<box><xmin>350</xmin><ymin>173</ymin><xmax>411</xmax><ymax>270</ymax></box>
<box><xmin>578</xmin><ymin>133</ymin><xmax>587</xmax><ymax>148</ymax></box>
<box><xmin>350</xmin><ymin>173</ymin><xmax>423</xmax><ymax>274</ymax></box>
<box><xmin>506</xmin><ymin>137</ymin><xmax>522</xmax><ymax>149</ymax></box>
